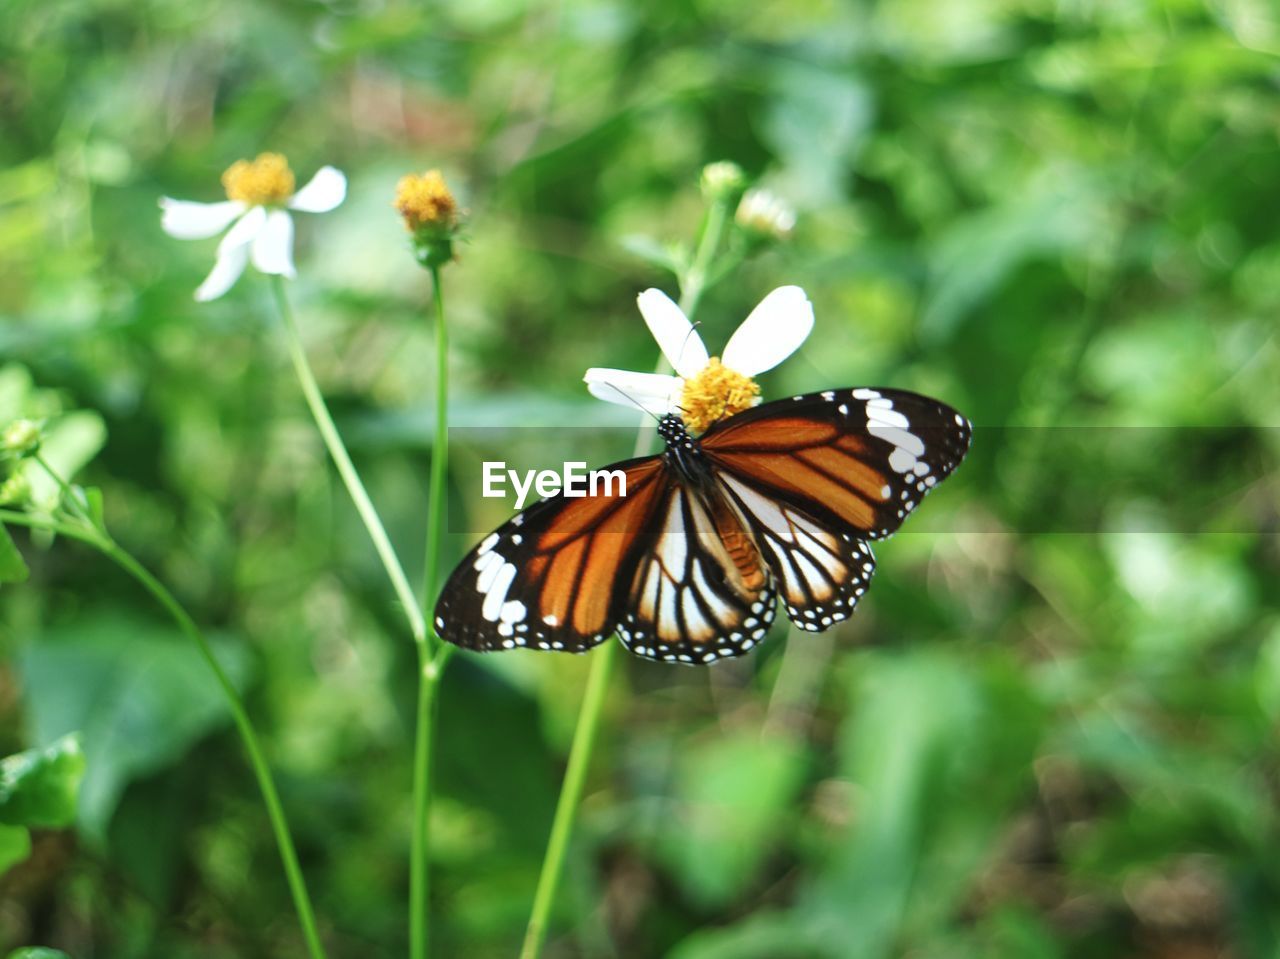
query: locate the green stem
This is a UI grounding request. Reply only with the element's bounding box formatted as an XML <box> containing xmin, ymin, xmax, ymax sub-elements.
<box><xmin>32</xmin><ymin>453</ymin><xmax>93</xmax><ymax>526</ymax></box>
<box><xmin>518</xmin><ymin>641</ymin><xmax>617</xmax><ymax>959</ymax></box>
<box><xmin>0</xmin><ymin>509</ymin><xmax>326</xmax><ymax>959</ymax></box>
<box><xmin>681</xmin><ymin>197</ymin><xmax>731</xmax><ymax>321</ymax></box>
<box><xmin>420</xmin><ymin>264</ymin><xmax>450</xmax><ymax>655</ymax></box>
<box><xmin>519</xmin><ymin>197</ymin><xmax>731</xmax><ymax>959</ymax></box>
<box><xmin>269</xmin><ymin>277</ymin><xmax>426</xmax><ymax>645</ymax></box>
<box><xmin>410</xmin><ymin>265</ymin><xmax>451</xmax><ymax>959</ymax></box>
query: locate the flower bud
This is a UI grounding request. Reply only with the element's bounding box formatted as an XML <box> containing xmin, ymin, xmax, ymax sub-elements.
<box><xmin>700</xmin><ymin>161</ymin><xmax>746</xmax><ymax>203</ymax></box>
<box><xmin>0</xmin><ymin>472</ymin><xmax>30</xmax><ymax>507</ymax></box>
<box><xmin>394</xmin><ymin>170</ymin><xmax>462</xmax><ymax>268</ymax></box>
<box><xmin>735</xmin><ymin>188</ymin><xmax>796</xmax><ymax>242</ymax></box>
<box><xmin>2</xmin><ymin>419</ymin><xmax>41</xmax><ymax>457</ymax></box>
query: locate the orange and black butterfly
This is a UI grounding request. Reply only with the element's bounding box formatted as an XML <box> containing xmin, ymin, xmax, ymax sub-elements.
<box><xmin>433</xmin><ymin>388</ymin><xmax>971</xmax><ymax>665</ymax></box>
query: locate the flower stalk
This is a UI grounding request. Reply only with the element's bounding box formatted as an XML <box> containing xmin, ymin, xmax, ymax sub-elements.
<box><xmin>519</xmin><ymin>175</ymin><xmax>740</xmax><ymax>959</ymax></box>
<box><xmin>409</xmin><ymin>262</ymin><xmax>452</xmax><ymax>959</ymax></box>
<box><xmin>394</xmin><ymin>170</ymin><xmax>463</xmax><ymax>959</ymax></box>
<box><xmin>268</xmin><ymin>277</ymin><xmax>426</xmax><ymax>646</ymax></box>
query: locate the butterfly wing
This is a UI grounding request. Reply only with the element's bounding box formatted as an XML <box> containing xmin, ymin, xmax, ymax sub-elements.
<box><xmin>618</xmin><ymin>483</ymin><xmax>776</xmax><ymax>665</ymax></box>
<box><xmin>712</xmin><ymin>472</ymin><xmax>877</xmax><ymax>631</ymax></box>
<box><xmin>701</xmin><ymin>388</ymin><xmax>970</xmax><ymax>629</ymax></box>
<box><xmin>702</xmin><ymin>387</ymin><xmax>972</xmax><ymax>541</ymax></box>
<box><xmin>433</xmin><ymin>456</ymin><xmax>669</xmax><ymax>653</ymax></box>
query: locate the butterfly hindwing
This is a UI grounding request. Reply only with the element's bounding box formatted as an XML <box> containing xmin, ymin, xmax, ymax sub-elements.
<box><xmin>715</xmin><ymin>471</ymin><xmax>876</xmax><ymax>630</ymax></box>
<box><xmin>618</xmin><ymin>484</ymin><xmax>776</xmax><ymax>665</ymax></box>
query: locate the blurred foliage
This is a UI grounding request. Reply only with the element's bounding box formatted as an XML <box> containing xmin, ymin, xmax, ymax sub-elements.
<box><xmin>0</xmin><ymin>735</ymin><xmax>86</xmax><ymax>834</ymax></box>
<box><xmin>0</xmin><ymin>735</ymin><xmax>85</xmax><ymax>884</ymax></box>
<box><xmin>2</xmin><ymin>0</ymin><xmax>1280</xmax><ymax>957</ymax></box>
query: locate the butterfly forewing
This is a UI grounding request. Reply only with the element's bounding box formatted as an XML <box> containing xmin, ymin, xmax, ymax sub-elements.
<box><xmin>618</xmin><ymin>484</ymin><xmax>777</xmax><ymax>664</ymax></box>
<box><xmin>434</xmin><ymin>456</ymin><xmax>668</xmax><ymax>653</ymax></box>
<box><xmin>702</xmin><ymin>387</ymin><xmax>972</xmax><ymax>541</ymax></box>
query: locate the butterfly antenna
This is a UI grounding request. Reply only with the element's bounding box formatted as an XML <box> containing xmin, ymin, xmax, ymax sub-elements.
<box><xmin>675</xmin><ymin>321</ymin><xmax>703</xmax><ymax>371</ymax></box>
<box><xmin>603</xmin><ymin>382</ymin><xmax>662</xmax><ymax>423</ymax></box>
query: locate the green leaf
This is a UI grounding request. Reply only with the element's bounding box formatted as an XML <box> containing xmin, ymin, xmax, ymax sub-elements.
<box><xmin>919</xmin><ymin>168</ymin><xmax>1113</xmax><ymax>341</ymax></box>
<box><xmin>20</xmin><ymin>410</ymin><xmax>107</xmax><ymax>513</ymax></box>
<box><xmin>0</xmin><ymin>823</ymin><xmax>32</xmax><ymax>877</ymax></box>
<box><xmin>7</xmin><ymin>950</ymin><xmax>72</xmax><ymax>959</ymax></box>
<box><xmin>82</xmin><ymin>486</ymin><xmax>105</xmax><ymax>530</ymax></box>
<box><xmin>19</xmin><ymin>612</ymin><xmax>250</xmax><ymax>841</ymax></box>
<box><xmin>654</xmin><ymin>731</ymin><xmax>807</xmax><ymax>907</ymax></box>
<box><xmin>0</xmin><ymin>733</ymin><xmax>85</xmax><ymax>828</ymax></box>
<box><xmin>0</xmin><ymin>521</ymin><xmax>29</xmax><ymax>584</ymax></box>
<box><xmin>790</xmin><ymin>650</ymin><xmax>1043</xmax><ymax>959</ymax></box>
<box><xmin>763</xmin><ymin>62</ymin><xmax>872</xmax><ymax>205</ymax></box>
<box><xmin>0</xmin><ymin>364</ymin><xmax>38</xmax><ymax>423</ymax></box>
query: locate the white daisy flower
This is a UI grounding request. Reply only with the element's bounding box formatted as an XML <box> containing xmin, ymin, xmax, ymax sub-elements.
<box><xmin>160</xmin><ymin>152</ymin><xmax>347</xmax><ymax>302</ymax></box>
<box><xmin>584</xmin><ymin>286</ymin><xmax>814</xmax><ymax>433</ymax></box>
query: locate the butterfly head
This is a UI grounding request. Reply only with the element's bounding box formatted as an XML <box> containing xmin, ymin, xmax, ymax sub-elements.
<box><xmin>657</xmin><ymin>413</ymin><xmax>693</xmax><ymax>446</ymax></box>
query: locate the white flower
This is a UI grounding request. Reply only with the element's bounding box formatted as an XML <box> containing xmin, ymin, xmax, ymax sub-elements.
<box><xmin>584</xmin><ymin>286</ymin><xmax>814</xmax><ymax>433</ymax></box>
<box><xmin>160</xmin><ymin>153</ymin><xmax>347</xmax><ymax>301</ymax></box>
<box><xmin>735</xmin><ymin>188</ymin><xmax>796</xmax><ymax>240</ymax></box>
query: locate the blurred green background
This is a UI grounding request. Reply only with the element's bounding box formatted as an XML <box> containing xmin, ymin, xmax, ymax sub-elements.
<box><xmin>3</xmin><ymin>0</ymin><xmax>1280</xmax><ymax>956</ymax></box>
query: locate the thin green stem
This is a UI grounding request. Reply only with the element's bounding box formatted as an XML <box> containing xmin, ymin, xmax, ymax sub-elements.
<box><xmin>420</xmin><ymin>264</ymin><xmax>450</xmax><ymax>653</ymax></box>
<box><xmin>520</xmin><ymin>197</ymin><xmax>732</xmax><ymax>959</ymax></box>
<box><xmin>32</xmin><ymin>453</ymin><xmax>93</xmax><ymax>526</ymax></box>
<box><xmin>98</xmin><ymin>541</ymin><xmax>327</xmax><ymax>959</ymax></box>
<box><xmin>519</xmin><ymin>641</ymin><xmax>617</xmax><ymax>959</ymax></box>
<box><xmin>410</xmin><ymin>265</ymin><xmax>451</xmax><ymax>959</ymax></box>
<box><xmin>0</xmin><ymin>509</ymin><xmax>327</xmax><ymax>959</ymax></box>
<box><xmin>681</xmin><ymin>198</ymin><xmax>731</xmax><ymax>321</ymax></box>
<box><xmin>269</xmin><ymin>277</ymin><xmax>426</xmax><ymax>645</ymax></box>
<box><xmin>0</xmin><ymin>509</ymin><xmax>97</xmax><ymax>543</ymax></box>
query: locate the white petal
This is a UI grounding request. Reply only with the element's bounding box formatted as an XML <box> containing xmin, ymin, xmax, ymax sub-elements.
<box><xmin>252</xmin><ymin>210</ymin><xmax>296</xmax><ymax>277</ymax></box>
<box><xmin>721</xmin><ymin>286</ymin><xmax>814</xmax><ymax>377</ymax></box>
<box><xmin>636</xmin><ymin>289</ymin><xmax>708</xmax><ymax>378</ymax></box>
<box><xmin>218</xmin><ymin>205</ymin><xmax>267</xmax><ymax>254</ymax></box>
<box><xmin>584</xmin><ymin>368</ymin><xmax>681</xmax><ymax>415</ymax></box>
<box><xmin>288</xmin><ymin>166</ymin><xmax>347</xmax><ymax>213</ymax></box>
<box><xmin>160</xmin><ymin>198</ymin><xmax>246</xmax><ymax>239</ymax></box>
<box><xmin>194</xmin><ymin>242</ymin><xmax>250</xmax><ymax>301</ymax></box>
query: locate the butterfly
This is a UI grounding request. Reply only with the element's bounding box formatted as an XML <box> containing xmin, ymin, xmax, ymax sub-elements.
<box><xmin>433</xmin><ymin>387</ymin><xmax>971</xmax><ymax>665</ymax></box>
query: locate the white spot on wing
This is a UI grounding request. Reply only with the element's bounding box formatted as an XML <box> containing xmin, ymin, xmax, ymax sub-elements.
<box><xmin>476</xmin><ymin>552</ymin><xmax>504</xmax><ymax>591</ymax></box>
<box><xmin>888</xmin><ymin>447</ymin><xmax>916</xmax><ymax>474</ymax></box>
<box><xmin>481</xmin><ymin>562</ymin><xmax>517</xmax><ymax>621</ymax></box>
<box><xmin>867</xmin><ymin>405</ymin><xmax>910</xmax><ymax>429</ymax></box>
<box><xmin>868</xmin><ymin>423</ymin><xmax>925</xmax><ymax>457</ymax></box>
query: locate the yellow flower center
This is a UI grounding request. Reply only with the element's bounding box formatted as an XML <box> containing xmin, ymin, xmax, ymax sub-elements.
<box><xmin>679</xmin><ymin>357</ymin><xmax>760</xmax><ymax>433</ymax></box>
<box><xmin>394</xmin><ymin>170</ymin><xmax>458</xmax><ymax>233</ymax></box>
<box><xmin>222</xmin><ymin>153</ymin><xmax>296</xmax><ymax>205</ymax></box>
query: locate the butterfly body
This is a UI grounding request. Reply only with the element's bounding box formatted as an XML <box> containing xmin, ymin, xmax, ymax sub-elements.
<box><xmin>657</xmin><ymin>413</ymin><xmax>715</xmax><ymax>490</ymax></box>
<box><xmin>434</xmin><ymin>388</ymin><xmax>972</xmax><ymax>665</ymax></box>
